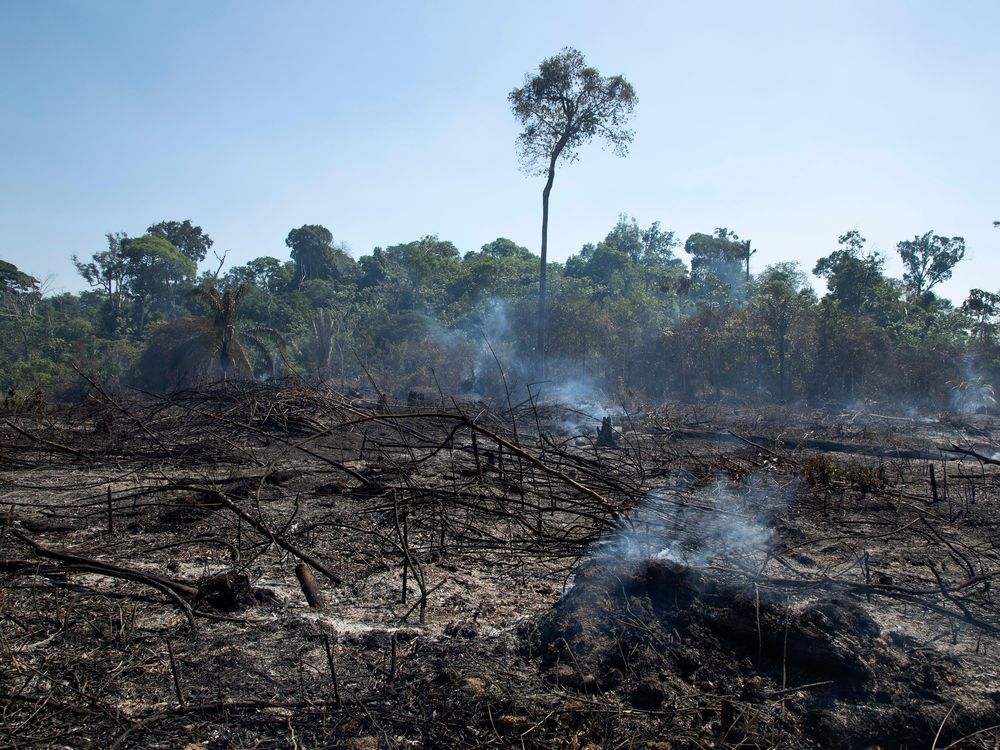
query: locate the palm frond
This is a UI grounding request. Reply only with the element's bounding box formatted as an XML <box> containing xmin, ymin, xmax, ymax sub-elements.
<box><xmin>137</xmin><ymin>285</ymin><xmax>282</xmax><ymax>391</ymax></box>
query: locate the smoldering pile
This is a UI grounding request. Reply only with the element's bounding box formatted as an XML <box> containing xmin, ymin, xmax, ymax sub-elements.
<box><xmin>527</xmin><ymin>554</ymin><xmax>991</xmax><ymax>748</ymax></box>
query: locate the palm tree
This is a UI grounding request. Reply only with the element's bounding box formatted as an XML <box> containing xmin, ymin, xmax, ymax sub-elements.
<box><xmin>136</xmin><ymin>283</ymin><xmax>282</xmax><ymax>392</ymax></box>
<box><xmin>299</xmin><ymin>308</ymin><xmax>337</xmax><ymax>383</ymax></box>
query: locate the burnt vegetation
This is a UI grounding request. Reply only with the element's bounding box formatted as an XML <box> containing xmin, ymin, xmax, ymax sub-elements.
<box><xmin>2</xmin><ymin>380</ymin><xmax>1000</xmax><ymax>749</ymax></box>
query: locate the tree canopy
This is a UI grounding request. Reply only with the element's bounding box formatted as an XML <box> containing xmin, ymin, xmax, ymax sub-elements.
<box><xmin>509</xmin><ymin>47</ymin><xmax>637</xmax><ymax>174</ymax></box>
<box><xmin>286</xmin><ymin>224</ymin><xmax>356</xmax><ymax>285</ymax></box>
<box><xmin>897</xmin><ymin>231</ymin><xmax>966</xmax><ymax>302</ymax></box>
<box><xmin>4</xmin><ymin>190</ymin><xmax>996</xmax><ymax>413</ymax></box>
<box><xmin>146</xmin><ymin>220</ymin><xmax>214</xmax><ymax>264</ymax></box>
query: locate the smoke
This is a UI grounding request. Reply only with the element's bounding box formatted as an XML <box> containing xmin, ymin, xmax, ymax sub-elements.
<box><xmin>596</xmin><ymin>474</ymin><xmax>790</xmax><ymax>570</ymax></box>
<box><xmin>535</xmin><ymin>376</ymin><xmax>624</xmax><ymax>414</ymax></box>
<box><xmin>454</xmin><ymin>299</ymin><xmax>530</xmax><ymax>401</ymax></box>
<box><xmin>948</xmin><ymin>362</ymin><xmax>996</xmax><ymax>415</ymax></box>
<box><xmin>426</xmin><ymin>299</ymin><xmax>625</xmax><ymax>415</ymax></box>
<box><xmin>423</xmin><ymin>313</ymin><xmax>468</xmax><ymax>350</ymax></box>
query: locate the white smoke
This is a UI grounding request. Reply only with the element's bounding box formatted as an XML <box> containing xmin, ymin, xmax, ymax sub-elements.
<box><xmin>949</xmin><ymin>369</ymin><xmax>996</xmax><ymax>415</ymax></box>
<box><xmin>597</xmin><ymin>474</ymin><xmax>790</xmax><ymax>569</ymax></box>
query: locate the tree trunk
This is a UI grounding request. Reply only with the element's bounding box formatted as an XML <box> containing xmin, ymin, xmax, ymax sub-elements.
<box><xmin>538</xmin><ymin>158</ymin><xmax>556</xmax><ymax>381</ymax></box>
<box><xmin>134</xmin><ymin>298</ymin><xmax>148</xmax><ymax>338</ymax></box>
<box><xmin>778</xmin><ymin>334</ymin><xmax>786</xmax><ymax>403</ymax></box>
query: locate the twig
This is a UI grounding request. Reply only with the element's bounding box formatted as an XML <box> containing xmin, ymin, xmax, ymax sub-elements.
<box><xmin>166</xmin><ymin>640</ymin><xmax>185</xmax><ymax>708</ymax></box>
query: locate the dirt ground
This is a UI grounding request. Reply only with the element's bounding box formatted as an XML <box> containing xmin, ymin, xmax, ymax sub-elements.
<box><xmin>2</xmin><ymin>382</ymin><xmax>999</xmax><ymax>749</ymax></box>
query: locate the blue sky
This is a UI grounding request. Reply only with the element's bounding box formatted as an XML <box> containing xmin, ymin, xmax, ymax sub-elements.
<box><xmin>1</xmin><ymin>0</ymin><xmax>997</xmax><ymax>302</ymax></box>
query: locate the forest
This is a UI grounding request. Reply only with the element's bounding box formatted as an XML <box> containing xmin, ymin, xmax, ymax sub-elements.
<box><xmin>2</xmin><ymin>215</ymin><xmax>997</xmax><ymax>413</ymax></box>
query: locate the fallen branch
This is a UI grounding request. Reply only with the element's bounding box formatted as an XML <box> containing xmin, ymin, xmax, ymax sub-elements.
<box><xmin>940</xmin><ymin>444</ymin><xmax>1000</xmax><ymax>466</ymax></box>
<box><xmin>184</xmin><ymin>484</ymin><xmax>343</xmax><ymax>586</ymax></box>
<box><xmin>10</xmin><ymin>529</ymin><xmax>197</xmax><ymax>598</ymax></box>
<box><xmin>3</xmin><ymin>420</ymin><xmax>90</xmax><ymax>460</ymax></box>
<box><xmin>7</xmin><ymin>530</ymin><xmax>197</xmax><ymax>627</ymax></box>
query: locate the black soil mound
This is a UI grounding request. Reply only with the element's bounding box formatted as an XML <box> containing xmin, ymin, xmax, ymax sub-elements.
<box><xmin>527</xmin><ymin>558</ymin><xmax>989</xmax><ymax>749</ymax></box>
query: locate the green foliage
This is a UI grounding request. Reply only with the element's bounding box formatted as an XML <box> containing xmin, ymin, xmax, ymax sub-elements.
<box><xmin>963</xmin><ymin>289</ymin><xmax>1000</xmax><ymax>343</ymax></box>
<box><xmin>509</xmin><ymin>47</ymin><xmax>637</xmax><ymax>173</ymax></box>
<box><xmin>370</xmin><ymin>235</ymin><xmax>463</xmax><ymax>314</ymax></box>
<box><xmin>147</xmin><ymin>219</ymin><xmax>214</xmax><ymax>264</ymax></box>
<box><xmin>72</xmin><ymin>232</ymin><xmax>129</xmax><ymax>332</ymax></box>
<box><xmin>14</xmin><ymin>218</ymin><xmax>1000</xmax><ymax>410</ymax></box>
<box><xmin>121</xmin><ymin>235</ymin><xmax>197</xmax><ymax>335</ymax></box>
<box><xmin>73</xmin><ymin>232</ymin><xmax>197</xmax><ymax>338</ymax></box>
<box><xmin>896</xmin><ymin>231</ymin><xmax>965</xmax><ymax>301</ymax></box>
<box><xmin>225</xmin><ymin>256</ymin><xmax>294</xmax><ymax>293</ymax></box>
<box><xmin>0</xmin><ymin>260</ymin><xmax>40</xmax><ymax>297</ymax></box>
<box><xmin>683</xmin><ymin>229</ymin><xmax>752</xmax><ymax>307</ymax></box>
<box><xmin>748</xmin><ymin>263</ymin><xmax>815</xmax><ymax>401</ymax></box>
<box><xmin>456</xmin><ymin>239</ymin><xmax>536</xmax><ymax>305</ymax></box>
<box><xmin>286</xmin><ymin>225</ymin><xmax>356</xmax><ymax>285</ymax></box>
<box><xmin>569</xmin><ymin>215</ymin><xmax>686</xmax><ymax>301</ymax></box>
<box><xmin>135</xmin><ymin>284</ymin><xmax>281</xmax><ymax>392</ymax></box>
<box><xmin>813</xmin><ymin>231</ymin><xmax>901</xmax><ymax>322</ymax></box>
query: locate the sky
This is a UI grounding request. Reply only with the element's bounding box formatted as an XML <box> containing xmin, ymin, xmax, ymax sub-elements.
<box><xmin>1</xmin><ymin>0</ymin><xmax>997</xmax><ymax>303</ymax></box>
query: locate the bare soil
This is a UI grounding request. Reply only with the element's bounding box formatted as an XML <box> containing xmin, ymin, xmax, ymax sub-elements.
<box><xmin>2</xmin><ymin>382</ymin><xmax>999</xmax><ymax>749</ymax></box>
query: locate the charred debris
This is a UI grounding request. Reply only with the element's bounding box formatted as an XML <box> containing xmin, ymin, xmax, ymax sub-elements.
<box><xmin>2</xmin><ymin>379</ymin><xmax>1000</xmax><ymax>748</ymax></box>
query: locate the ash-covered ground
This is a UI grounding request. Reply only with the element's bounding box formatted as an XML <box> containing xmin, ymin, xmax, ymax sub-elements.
<box><xmin>2</xmin><ymin>382</ymin><xmax>999</xmax><ymax>749</ymax></box>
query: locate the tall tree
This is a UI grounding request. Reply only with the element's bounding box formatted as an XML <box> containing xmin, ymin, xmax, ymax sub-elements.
<box><xmin>147</xmin><ymin>220</ymin><xmax>213</xmax><ymax>264</ymax></box>
<box><xmin>509</xmin><ymin>47</ymin><xmax>636</xmax><ymax>377</ymax></box>
<box><xmin>299</xmin><ymin>306</ymin><xmax>356</xmax><ymax>386</ymax></box>
<box><xmin>73</xmin><ymin>232</ymin><xmax>129</xmax><ymax>319</ymax></box>
<box><xmin>684</xmin><ymin>229</ymin><xmax>750</xmax><ymax>307</ymax></box>
<box><xmin>962</xmin><ymin>288</ymin><xmax>1000</xmax><ymax>343</ymax></box>
<box><xmin>285</xmin><ymin>225</ymin><xmax>356</xmax><ymax>285</ymax></box>
<box><xmin>121</xmin><ymin>235</ymin><xmax>197</xmax><ymax>335</ymax></box>
<box><xmin>0</xmin><ymin>260</ymin><xmax>40</xmax><ymax>303</ymax></box>
<box><xmin>0</xmin><ymin>260</ymin><xmax>42</xmax><ymax>360</ymax></box>
<box><xmin>896</xmin><ymin>230</ymin><xmax>965</xmax><ymax>302</ymax></box>
<box><xmin>749</xmin><ymin>263</ymin><xmax>814</xmax><ymax>401</ymax></box>
<box><xmin>813</xmin><ymin>231</ymin><xmax>896</xmax><ymax>316</ymax></box>
<box><xmin>712</xmin><ymin>228</ymin><xmax>754</xmax><ymax>280</ymax></box>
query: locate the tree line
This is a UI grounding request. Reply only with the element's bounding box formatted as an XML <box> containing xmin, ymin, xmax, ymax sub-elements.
<box><xmin>2</xmin><ymin>215</ymin><xmax>997</xmax><ymax>412</ymax></box>
<box><xmin>2</xmin><ymin>48</ymin><xmax>995</xmax><ymax>412</ymax></box>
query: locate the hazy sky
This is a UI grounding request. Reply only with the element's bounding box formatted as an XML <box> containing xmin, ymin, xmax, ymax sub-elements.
<box><xmin>2</xmin><ymin>1</ymin><xmax>997</xmax><ymax>302</ymax></box>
